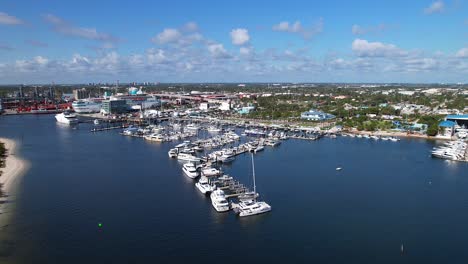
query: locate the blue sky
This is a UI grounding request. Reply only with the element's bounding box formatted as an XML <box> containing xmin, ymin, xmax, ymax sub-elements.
<box><xmin>0</xmin><ymin>0</ymin><xmax>467</xmax><ymax>84</ymax></box>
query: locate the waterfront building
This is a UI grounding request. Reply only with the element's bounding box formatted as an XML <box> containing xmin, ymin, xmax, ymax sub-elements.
<box><xmin>438</xmin><ymin>120</ymin><xmax>456</xmax><ymax>138</ymax></box>
<box><xmin>445</xmin><ymin>114</ymin><xmax>468</xmax><ymax>128</ymax></box>
<box><xmin>219</xmin><ymin>102</ymin><xmax>231</xmax><ymax>111</ymax></box>
<box><xmin>73</xmin><ymin>88</ymin><xmax>89</xmax><ymax>100</ymax></box>
<box><xmin>101</xmin><ymin>99</ymin><xmax>128</xmax><ymax>115</ymax></box>
<box><xmin>300</xmin><ymin>109</ymin><xmax>335</xmax><ymax>121</ymax></box>
<box><xmin>238</xmin><ymin>106</ymin><xmax>255</xmax><ymax>115</ymax></box>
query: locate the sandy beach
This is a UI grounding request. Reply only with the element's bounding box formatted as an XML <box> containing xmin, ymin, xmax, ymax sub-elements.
<box><xmin>0</xmin><ymin>137</ymin><xmax>29</xmax><ymax>197</ymax></box>
<box><xmin>0</xmin><ymin>137</ymin><xmax>29</xmax><ymax>229</ymax></box>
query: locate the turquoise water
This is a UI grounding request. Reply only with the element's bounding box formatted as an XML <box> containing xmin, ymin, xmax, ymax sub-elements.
<box><xmin>0</xmin><ymin>114</ymin><xmax>467</xmax><ymax>264</ymax></box>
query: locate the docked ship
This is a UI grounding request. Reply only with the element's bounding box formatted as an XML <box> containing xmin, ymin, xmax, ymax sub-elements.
<box><xmin>55</xmin><ymin>111</ymin><xmax>79</xmax><ymax>124</ymax></box>
<box><xmin>72</xmin><ymin>100</ymin><xmax>102</xmax><ymax>113</ymax></box>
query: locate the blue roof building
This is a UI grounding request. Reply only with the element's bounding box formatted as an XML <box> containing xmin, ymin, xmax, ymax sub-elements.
<box><xmin>300</xmin><ymin>109</ymin><xmax>335</xmax><ymax>121</ymax></box>
<box><xmin>439</xmin><ymin>120</ymin><xmax>456</xmax><ymax>128</ymax></box>
<box><xmin>446</xmin><ymin>114</ymin><xmax>468</xmax><ymax>127</ymax></box>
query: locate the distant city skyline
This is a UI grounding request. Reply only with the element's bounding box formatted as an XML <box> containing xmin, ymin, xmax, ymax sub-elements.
<box><xmin>0</xmin><ymin>0</ymin><xmax>467</xmax><ymax>84</ymax></box>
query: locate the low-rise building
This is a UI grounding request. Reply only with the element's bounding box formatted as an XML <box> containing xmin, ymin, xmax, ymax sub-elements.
<box><xmin>238</xmin><ymin>106</ymin><xmax>255</xmax><ymax>114</ymax></box>
<box><xmin>101</xmin><ymin>99</ymin><xmax>128</xmax><ymax>115</ymax></box>
<box><xmin>300</xmin><ymin>109</ymin><xmax>335</xmax><ymax>121</ymax></box>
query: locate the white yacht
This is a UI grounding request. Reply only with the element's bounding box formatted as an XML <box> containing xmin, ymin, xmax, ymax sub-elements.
<box><xmin>254</xmin><ymin>145</ymin><xmax>264</xmax><ymax>153</ymax></box>
<box><xmin>122</xmin><ymin>126</ymin><xmax>139</xmax><ymax>135</ymax></box>
<box><xmin>182</xmin><ymin>163</ymin><xmax>199</xmax><ymax>179</ymax></box>
<box><xmin>207</xmin><ymin>126</ymin><xmax>222</xmax><ymax>133</ymax></box>
<box><xmin>72</xmin><ymin>100</ymin><xmax>102</xmax><ymax>113</ymax></box>
<box><xmin>238</xmin><ymin>200</ymin><xmax>272</xmax><ymax>217</ymax></box>
<box><xmin>144</xmin><ymin>133</ymin><xmax>166</xmax><ymax>142</ymax></box>
<box><xmin>168</xmin><ymin>148</ymin><xmax>178</xmax><ymax>158</ymax></box>
<box><xmin>195</xmin><ymin>176</ymin><xmax>216</xmax><ymax>194</ymax></box>
<box><xmin>186</xmin><ymin>124</ymin><xmax>200</xmax><ymax>130</ymax></box>
<box><xmin>210</xmin><ymin>189</ymin><xmax>230</xmax><ymax>212</ymax></box>
<box><xmin>236</xmin><ymin>154</ymin><xmax>271</xmax><ymax>217</ymax></box>
<box><xmin>177</xmin><ymin>153</ymin><xmax>201</xmax><ymax>163</ymax></box>
<box><xmin>55</xmin><ymin>112</ymin><xmax>79</xmax><ymax>124</ymax></box>
<box><xmin>201</xmin><ymin>166</ymin><xmax>221</xmax><ymax>177</ymax></box>
<box><xmin>219</xmin><ymin>154</ymin><xmax>235</xmax><ymax>163</ymax></box>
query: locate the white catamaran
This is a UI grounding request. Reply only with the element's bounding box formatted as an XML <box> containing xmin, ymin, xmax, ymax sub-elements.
<box><xmin>236</xmin><ymin>153</ymin><xmax>271</xmax><ymax>217</ymax></box>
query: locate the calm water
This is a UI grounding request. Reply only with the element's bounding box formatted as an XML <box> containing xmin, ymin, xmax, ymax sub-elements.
<box><xmin>0</xmin><ymin>115</ymin><xmax>467</xmax><ymax>264</ymax></box>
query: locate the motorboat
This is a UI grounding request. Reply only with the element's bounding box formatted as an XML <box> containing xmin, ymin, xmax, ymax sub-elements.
<box><xmin>144</xmin><ymin>133</ymin><xmax>166</xmax><ymax>142</ymax></box>
<box><xmin>186</xmin><ymin>124</ymin><xmax>200</xmax><ymax>130</ymax></box>
<box><xmin>265</xmin><ymin>139</ymin><xmax>281</xmax><ymax>147</ymax></box>
<box><xmin>177</xmin><ymin>153</ymin><xmax>202</xmax><ymax>163</ymax></box>
<box><xmin>207</xmin><ymin>126</ymin><xmax>222</xmax><ymax>133</ymax></box>
<box><xmin>237</xmin><ymin>191</ymin><xmax>259</xmax><ymax>201</ymax></box>
<box><xmin>201</xmin><ymin>166</ymin><xmax>221</xmax><ymax>177</ymax></box>
<box><xmin>254</xmin><ymin>145</ymin><xmax>264</xmax><ymax>153</ymax></box>
<box><xmin>122</xmin><ymin>126</ymin><xmax>139</xmax><ymax>135</ymax></box>
<box><xmin>210</xmin><ymin>189</ymin><xmax>230</xmax><ymax>212</ymax></box>
<box><xmin>182</xmin><ymin>163</ymin><xmax>199</xmax><ymax>179</ymax></box>
<box><xmin>195</xmin><ymin>176</ymin><xmax>216</xmax><ymax>194</ymax></box>
<box><xmin>168</xmin><ymin>148</ymin><xmax>178</xmax><ymax>158</ymax></box>
<box><xmin>219</xmin><ymin>154</ymin><xmax>235</xmax><ymax>163</ymax></box>
<box><xmin>55</xmin><ymin>112</ymin><xmax>79</xmax><ymax>124</ymax></box>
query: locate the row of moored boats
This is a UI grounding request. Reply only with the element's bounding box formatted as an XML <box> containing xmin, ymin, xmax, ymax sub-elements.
<box><xmin>432</xmin><ymin>140</ymin><xmax>467</xmax><ymax>161</ymax></box>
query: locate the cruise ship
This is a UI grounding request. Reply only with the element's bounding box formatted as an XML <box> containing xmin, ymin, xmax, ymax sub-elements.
<box><xmin>72</xmin><ymin>100</ymin><xmax>102</xmax><ymax>113</ymax></box>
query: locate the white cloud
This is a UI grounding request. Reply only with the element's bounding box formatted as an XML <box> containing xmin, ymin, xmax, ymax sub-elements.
<box><xmin>351</xmin><ymin>24</ymin><xmax>387</xmax><ymax>35</ymax></box>
<box><xmin>146</xmin><ymin>48</ymin><xmax>167</xmax><ymax>64</ymax></box>
<box><xmin>456</xmin><ymin>47</ymin><xmax>468</xmax><ymax>58</ymax></box>
<box><xmin>230</xmin><ymin>28</ymin><xmax>250</xmax><ymax>45</ymax></box>
<box><xmin>151</xmin><ymin>24</ymin><xmax>205</xmax><ymax>47</ymax></box>
<box><xmin>352</xmin><ymin>39</ymin><xmax>407</xmax><ymax>57</ymax></box>
<box><xmin>239</xmin><ymin>47</ymin><xmax>252</xmax><ymax>56</ymax></box>
<box><xmin>183</xmin><ymin>22</ymin><xmax>199</xmax><ymax>32</ymax></box>
<box><xmin>272</xmin><ymin>18</ymin><xmax>323</xmax><ymax>39</ymax></box>
<box><xmin>43</xmin><ymin>14</ymin><xmax>119</xmax><ymax>42</ymax></box>
<box><xmin>403</xmin><ymin>58</ymin><xmax>438</xmax><ymax>72</ymax></box>
<box><xmin>424</xmin><ymin>1</ymin><xmax>445</xmax><ymax>14</ymax></box>
<box><xmin>207</xmin><ymin>43</ymin><xmax>231</xmax><ymax>59</ymax></box>
<box><xmin>0</xmin><ymin>12</ymin><xmax>23</xmax><ymax>25</ymax></box>
<box><xmin>152</xmin><ymin>28</ymin><xmax>182</xmax><ymax>44</ymax></box>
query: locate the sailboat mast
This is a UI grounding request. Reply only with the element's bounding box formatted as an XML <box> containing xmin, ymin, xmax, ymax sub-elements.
<box><xmin>251</xmin><ymin>153</ymin><xmax>256</xmax><ymax>197</ymax></box>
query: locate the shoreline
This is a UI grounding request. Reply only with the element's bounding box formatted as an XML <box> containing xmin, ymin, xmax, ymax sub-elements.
<box><xmin>0</xmin><ymin>137</ymin><xmax>29</xmax><ymax>224</ymax></box>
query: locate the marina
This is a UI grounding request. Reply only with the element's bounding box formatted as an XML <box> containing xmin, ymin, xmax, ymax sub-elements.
<box><xmin>1</xmin><ymin>114</ymin><xmax>468</xmax><ymax>263</ymax></box>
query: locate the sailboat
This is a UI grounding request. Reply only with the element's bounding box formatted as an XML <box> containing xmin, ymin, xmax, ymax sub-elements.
<box><xmin>236</xmin><ymin>153</ymin><xmax>271</xmax><ymax>217</ymax></box>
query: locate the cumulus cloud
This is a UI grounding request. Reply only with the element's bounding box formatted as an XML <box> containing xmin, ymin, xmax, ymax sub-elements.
<box><xmin>230</xmin><ymin>28</ymin><xmax>250</xmax><ymax>45</ymax></box>
<box><xmin>424</xmin><ymin>1</ymin><xmax>445</xmax><ymax>14</ymax></box>
<box><xmin>152</xmin><ymin>28</ymin><xmax>182</xmax><ymax>44</ymax></box>
<box><xmin>272</xmin><ymin>18</ymin><xmax>323</xmax><ymax>39</ymax></box>
<box><xmin>456</xmin><ymin>47</ymin><xmax>468</xmax><ymax>58</ymax></box>
<box><xmin>207</xmin><ymin>43</ymin><xmax>231</xmax><ymax>59</ymax></box>
<box><xmin>183</xmin><ymin>22</ymin><xmax>199</xmax><ymax>32</ymax></box>
<box><xmin>352</xmin><ymin>39</ymin><xmax>407</xmax><ymax>57</ymax></box>
<box><xmin>152</xmin><ymin>23</ymin><xmax>205</xmax><ymax>47</ymax></box>
<box><xmin>43</xmin><ymin>14</ymin><xmax>119</xmax><ymax>42</ymax></box>
<box><xmin>352</xmin><ymin>24</ymin><xmax>388</xmax><ymax>35</ymax></box>
<box><xmin>0</xmin><ymin>12</ymin><xmax>23</xmax><ymax>25</ymax></box>
<box><xmin>239</xmin><ymin>47</ymin><xmax>252</xmax><ymax>56</ymax></box>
